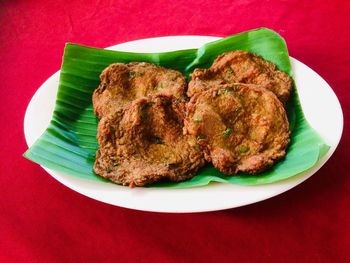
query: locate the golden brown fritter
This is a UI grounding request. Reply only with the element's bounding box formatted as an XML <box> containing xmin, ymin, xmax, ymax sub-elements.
<box><xmin>188</xmin><ymin>50</ymin><xmax>292</xmax><ymax>103</ymax></box>
<box><xmin>94</xmin><ymin>95</ymin><xmax>205</xmax><ymax>187</ymax></box>
<box><xmin>184</xmin><ymin>83</ymin><xmax>290</xmax><ymax>175</ymax></box>
<box><xmin>93</xmin><ymin>62</ymin><xmax>187</xmax><ymax>118</ymax></box>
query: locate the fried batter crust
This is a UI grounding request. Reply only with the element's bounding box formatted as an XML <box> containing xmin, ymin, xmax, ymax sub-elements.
<box><xmin>184</xmin><ymin>83</ymin><xmax>290</xmax><ymax>175</ymax></box>
<box><xmin>93</xmin><ymin>62</ymin><xmax>187</xmax><ymax>118</ymax></box>
<box><xmin>94</xmin><ymin>95</ymin><xmax>205</xmax><ymax>187</ymax></box>
<box><xmin>188</xmin><ymin>50</ymin><xmax>292</xmax><ymax>103</ymax></box>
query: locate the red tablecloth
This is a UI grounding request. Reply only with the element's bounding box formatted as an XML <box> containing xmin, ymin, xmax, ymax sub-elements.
<box><xmin>1</xmin><ymin>0</ymin><xmax>349</xmax><ymax>262</ymax></box>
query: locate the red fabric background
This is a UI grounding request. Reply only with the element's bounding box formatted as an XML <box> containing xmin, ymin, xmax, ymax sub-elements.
<box><xmin>1</xmin><ymin>0</ymin><xmax>349</xmax><ymax>262</ymax></box>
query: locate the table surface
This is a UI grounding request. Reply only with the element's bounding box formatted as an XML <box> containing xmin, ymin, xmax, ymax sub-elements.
<box><xmin>1</xmin><ymin>0</ymin><xmax>349</xmax><ymax>262</ymax></box>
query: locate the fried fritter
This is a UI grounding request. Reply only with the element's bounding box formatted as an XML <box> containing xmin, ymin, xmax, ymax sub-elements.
<box><xmin>184</xmin><ymin>83</ymin><xmax>290</xmax><ymax>175</ymax></box>
<box><xmin>94</xmin><ymin>95</ymin><xmax>205</xmax><ymax>187</ymax></box>
<box><xmin>188</xmin><ymin>50</ymin><xmax>292</xmax><ymax>103</ymax></box>
<box><xmin>93</xmin><ymin>62</ymin><xmax>187</xmax><ymax>118</ymax></box>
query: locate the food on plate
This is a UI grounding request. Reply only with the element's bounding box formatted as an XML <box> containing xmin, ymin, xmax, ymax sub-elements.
<box><xmin>184</xmin><ymin>83</ymin><xmax>290</xmax><ymax>175</ymax></box>
<box><xmin>92</xmin><ymin>62</ymin><xmax>187</xmax><ymax>118</ymax></box>
<box><xmin>94</xmin><ymin>95</ymin><xmax>205</xmax><ymax>187</ymax></box>
<box><xmin>93</xmin><ymin>50</ymin><xmax>292</xmax><ymax>186</ymax></box>
<box><xmin>188</xmin><ymin>50</ymin><xmax>292</xmax><ymax>103</ymax></box>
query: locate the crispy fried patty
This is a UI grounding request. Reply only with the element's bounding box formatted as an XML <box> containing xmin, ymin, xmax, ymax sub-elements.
<box><xmin>188</xmin><ymin>50</ymin><xmax>292</xmax><ymax>103</ymax></box>
<box><xmin>93</xmin><ymin>62</ymin><xmax>187</xmax><ymax>118</ymax></box>
<box><xmin>184</xmin><ymin>83</ymin><xmax>290</xmax><ymax>175</ymax></box>
<box><xmin>94</xmin><ymin>95</ymin><xmax>205</xmax><ymax>187</ymax></box>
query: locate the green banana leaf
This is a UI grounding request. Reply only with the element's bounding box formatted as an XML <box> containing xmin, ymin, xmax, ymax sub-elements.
<box><xmin>24</xmin><ymin>28</ymin><xmax>329</xmax><ymax>188</ymax></box>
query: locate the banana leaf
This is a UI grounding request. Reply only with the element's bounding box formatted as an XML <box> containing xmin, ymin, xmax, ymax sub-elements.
<box><xmin>24</xmin><ymin>28</ymin><xmax>329</xmax><ymax>188</ymax></box>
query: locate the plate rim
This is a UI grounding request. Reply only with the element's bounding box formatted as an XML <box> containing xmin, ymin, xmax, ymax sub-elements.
<box><xmin>23</xmin><ymin>35</ymin><xmax>343</xmax><ymax>213</ymax></box>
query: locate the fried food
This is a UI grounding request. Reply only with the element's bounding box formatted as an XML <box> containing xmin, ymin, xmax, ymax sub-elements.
<box><xmin>184</xmin><ymin>83</ymin><xmax>290</xmax><ymax>175</ymax></box>
<box><xmin>94</xmin><ymin>95</ymin><xmax>205</xmax><ymax>187</ymax></box>
<box><xmin>92</xmin><ymin>52</ymin><xmax>293</xmax><ymax>186</ymax></box>
<box><xmin>93</xmin><ymin>62</ymin><xmax>187</xmax><ymax>118</ymax></box>
<box><xmin>188</xmin><ymin>50</ymin><xmax>292</xmax><ymax>103</ymax></box>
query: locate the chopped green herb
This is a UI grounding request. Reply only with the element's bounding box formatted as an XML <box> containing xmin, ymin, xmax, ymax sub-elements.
<box><xmin>129</xmin><ymin>71</ymin><xmax>135</xmax><ymax>78</ymax></box>
<box><xmin>157</xmin><ymin>82</ymin><xmax>165</xmax><ymax>89</ymax></box>
<box><xmin>225</xmin><ymin>68</ymin><xmax>234</xmax><ymax>78</ymax></box>
<box><xmin>217</xmin><ymin>89</ymin><xmax>228</xmax><ymax>96</ymax></box>
<box><xmin>239</xmin><ymin>145</ymin><xmax>249</xmax><ymax>153</ymax></box>
<box><xmin>223</xmin><ymin>128</ymin><xmax>232</xmax><ymax>138</ymax></box>
<box><xmin>197</xmin><ymin>134</ymin><xmax>205</xmax><ymax>140</ymax></box>
<box><xmin>129</xmin><ymin>71</ymin><xmax>144</xmax><ymax>78</ymax></box>
<box><xmin>193</xmin><ymin>116</ymin><xmax>203</xmax><ymax>123</ymax></box>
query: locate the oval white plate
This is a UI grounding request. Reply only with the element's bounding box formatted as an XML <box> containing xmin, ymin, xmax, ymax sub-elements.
<box><xmin>24</xmin><ymin>36</ymin><xmax>343</xmax><ymax>213</ymax></box>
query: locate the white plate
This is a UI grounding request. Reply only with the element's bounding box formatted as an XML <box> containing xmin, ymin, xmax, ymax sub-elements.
<box><xmin>24</xmin><ymin>36</ymin><xmax>343</xmax><ymax>213</ymax></box>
